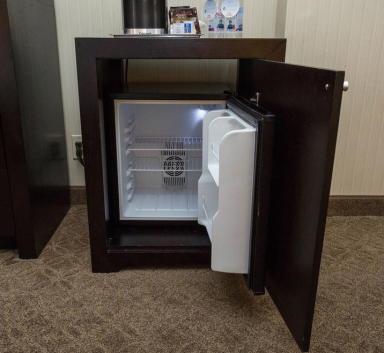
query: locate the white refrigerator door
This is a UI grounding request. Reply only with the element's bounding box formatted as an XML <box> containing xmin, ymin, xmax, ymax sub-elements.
<box><xmin>198</xmin><ymin>109</ymin><xmax>257</xmax><ymax>273</ymax></box>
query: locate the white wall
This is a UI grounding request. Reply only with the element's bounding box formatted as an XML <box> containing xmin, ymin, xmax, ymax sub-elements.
<box><xmin>55</xmin><ymin>0</ymin><xmax>384</xmax><ymax>195</ymax></box>
<box><xmin>284</xmin><ymin>0</ymin><xmax>384</xmax><ymax>195</ymax></box>
<box><xmin>54</xmin><ymin>0</ymin><xmax>123</xmax><ymax>186</ymax></box>
<box><xmin>54</xmin><ymin>0</ymin><xmax>278</xmax><ymax>186</ymax></box>
<box><xmin>127</xmin><ymin>0</ymin><xmax>278</xmax><ymax>86</ymax></box>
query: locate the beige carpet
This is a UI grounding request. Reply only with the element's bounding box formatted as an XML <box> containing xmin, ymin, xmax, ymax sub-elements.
<box><xmin>1</xmin><ymin>206</ymin><xmax>383</xmax><ymax>353</ymax></box>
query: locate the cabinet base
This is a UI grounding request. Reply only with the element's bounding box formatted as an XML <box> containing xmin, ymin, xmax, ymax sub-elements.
<box><xmin>92</xmin><ymin>252</ymin><xmax>211</xmax><ymax>273</ymax></box>
<box><xmin>89</xmin><ymin>223</ymin><xmax>212</xmax><ymax>273</ymax></box>
<box><xmin>0</xmin><ymin>237</ymin><xmax>17</xmax><ymax>249</ymax></box>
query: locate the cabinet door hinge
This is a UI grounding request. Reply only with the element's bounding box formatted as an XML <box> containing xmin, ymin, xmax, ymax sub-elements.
<box><xmin>250</xmin><ymin>92</ymin><xmax>260</xmax><ymax>107</ymax></box>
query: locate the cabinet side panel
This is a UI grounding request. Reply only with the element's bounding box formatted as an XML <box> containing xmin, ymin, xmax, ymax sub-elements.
<box><xmin>75</xmin><ymin>55</ymin><xmax>122</xmax><ymax>272</ymax></box>
<box><xmin>238</xmin><ymin>59</ymin><xmax>344</xmax><ymax>351</ymax></box>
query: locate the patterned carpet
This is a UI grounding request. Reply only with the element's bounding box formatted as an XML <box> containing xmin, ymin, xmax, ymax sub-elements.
<box><xmin>1</xmin><ymin>206</ymin><xmax>383</xmax><ymax>352</ymax></box>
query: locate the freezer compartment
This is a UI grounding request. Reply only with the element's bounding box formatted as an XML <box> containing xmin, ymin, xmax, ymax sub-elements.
<box><xmin>115</xmin><ymin>100</ymin><xmax>226</xmax><ymax>220</ymax></box>
<box><xmin>198</xmin><ymin>110</ymin><xmax>257</xmax><ymax>273</ymax></box>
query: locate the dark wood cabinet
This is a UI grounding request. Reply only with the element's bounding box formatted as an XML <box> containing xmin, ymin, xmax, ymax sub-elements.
<box><xmin>0</xmin><ymin>170</ymin><xmax>16</xmax><ymax>247</ymax></box>
<box><xmin>75</xmin><ymin>37</ymin><xmax>344</xmax><ymax>352</ymax></box>
<box><xmin>0</xmin><ymin>122</ymin><xmax>6</xmax><ymax>170</ymax></box>
<box><xmin>0</xmin><ymin>121</ymin><xmax>14</xmax><ymax>244</ymax></box>
<box><xmin>0</xmin><ymin>0</ymin><xmax>70</xmax><ymax>257</ymax></box>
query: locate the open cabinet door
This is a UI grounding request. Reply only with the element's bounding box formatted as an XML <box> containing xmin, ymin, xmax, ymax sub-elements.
<box><xmin>238</xmin><ymin>59</ymin><xmax>345</xmax><ymax>352</ymax></box>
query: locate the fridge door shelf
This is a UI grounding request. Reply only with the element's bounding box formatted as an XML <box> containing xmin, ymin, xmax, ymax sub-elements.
<box><xmin>198</xmin><ymin>110</ymin><xmax>257</xmax><ymax>274</ymax></box>
<box><xmin>207</xmin><ymin>115</ymin><xmax>256</xmax><ymax>186</ymax></box>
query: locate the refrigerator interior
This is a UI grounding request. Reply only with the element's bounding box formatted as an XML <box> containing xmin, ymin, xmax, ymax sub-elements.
<box><xmin>115</xmin><ymin>100</ymin><xmax>226</xmax><ymax>220</ymax></box>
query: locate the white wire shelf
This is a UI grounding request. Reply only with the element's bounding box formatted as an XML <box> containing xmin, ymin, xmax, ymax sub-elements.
<box><xmin>127</xmin><ymin>158</ymin><xmax>202</xmax><ymax>172</ymax></box>
<box><xmin>126</xmin><ymin>137</ymin><xmax>202</xmax><ymax>151</ymax></box>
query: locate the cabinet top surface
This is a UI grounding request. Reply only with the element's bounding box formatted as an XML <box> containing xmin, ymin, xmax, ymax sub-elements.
<box><xmin>75</xmin><ymin>38</ymin><xmax>287</xmax><ymax>61</ymax></box>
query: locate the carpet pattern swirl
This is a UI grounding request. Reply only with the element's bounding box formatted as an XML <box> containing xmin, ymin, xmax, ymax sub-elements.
<box><xmin>1</xmin><ymin>206</ymin><xmax>383</xmax><ymax>352</ymax></box>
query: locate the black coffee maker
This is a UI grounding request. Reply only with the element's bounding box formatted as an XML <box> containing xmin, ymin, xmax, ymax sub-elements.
<box><xmin>123</xmin><ymin>0</ymin><xmax>167</xmax><ymax>34</ymax></box>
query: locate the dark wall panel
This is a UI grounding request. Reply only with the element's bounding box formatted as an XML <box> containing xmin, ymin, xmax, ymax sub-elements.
<box><xmin>0</xmin><ymin>121</ymin><xmax>6</xmax><ymax>170</ymax></box>
<box><xmin>6</xmin><ymin>0</ymin><xmax>70</xmax><ymax>256</ymax></box>
<box><xmin>0</xmin><ymin>0</ymin><xmax>29</xmax><ymax>250</ymax></box>
<box><xmin>0</xmin><ymin>170</ymin><xmax>15</xmax><ymax>245</ymax></box>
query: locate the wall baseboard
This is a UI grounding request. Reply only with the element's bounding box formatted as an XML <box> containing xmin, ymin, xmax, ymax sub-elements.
<box><xmin>69</xmin><ymin>186</ymin><xmax>87</xmax><ymax>206</ymax></box>
<box><xmin>327</xmin><ymin>196</ymin><xmax>384</xmax><ymax>216</ymax></box>
<box><xmin>70</xmin><ymin>187</ymin><xmax>384</xmax><ymax>216</ymax></box>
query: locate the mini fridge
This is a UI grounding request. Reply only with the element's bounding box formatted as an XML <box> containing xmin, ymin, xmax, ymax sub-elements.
<box><xmin>113</xmin><ymin>93</ymin><xmax>274</xmax><ymax>289</ymax></box>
